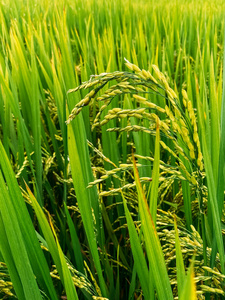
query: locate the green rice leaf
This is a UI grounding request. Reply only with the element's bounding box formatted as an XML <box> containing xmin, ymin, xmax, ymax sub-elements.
<box><xmin>149</xmin><ymin>121</ymin><xmax>160</xmax><ymax>225</ymax></box>
<box><xmin>26</xmin><ymin>183</ymin><xmax>79</xmax><ymax>300</ymax></box>
<box><xmin>0</xmin><ymin>140</ymin><xmax>57</xmax><ymax>300</ymax></box>
<box><xmin>133</xmin><ymin>154</ymin><xmax>173</xmax><ymax>300</ymax></box>
<box><xmin>122</xmin><ymin>193</ymin><xmax>150</xmax><ymax>299</ymax></box>
<box><xmin>0</xmin><ymin>173</ymin><xmax>42</xmax><ymax>300</ymax></box>
<box><xmin>67</xmin><ymin>106</ymin><xmax>108</xmax><ymax>297</ymax></box>
<box><xmin>180</xmin><ymin>259</ymin><xmax>197</xmax><ymax>300</ymax></box>
<box><xmin>174</xmin><ymin>218</ymin><xmax>186</xmax><ymax>298</ymax></box>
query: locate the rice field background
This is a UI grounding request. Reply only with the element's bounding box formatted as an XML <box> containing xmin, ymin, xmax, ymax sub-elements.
<box><xmin>1</xmin><ymin>0</ymin><xmax>225</xmax><ymax>299</ymax></box>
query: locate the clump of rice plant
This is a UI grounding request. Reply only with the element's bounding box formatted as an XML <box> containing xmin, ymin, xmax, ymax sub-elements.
<box><xmin>1</xmin><ymin>1</ymin><xmax>225</xmax><ymax>299</ymax></box>
<box><xmin>67</xmin><ymin>59</ymin><xmax>205</xmax><ymax>220</ymax></box>
<box><xmin>67</xmin><ymin>60</ymin><xmax>225</xmax><ymax>298</ymax></box>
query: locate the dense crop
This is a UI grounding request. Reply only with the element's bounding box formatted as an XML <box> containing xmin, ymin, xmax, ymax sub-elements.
<box><xmin>0</xmin><ymin>0</ymin><xmax>225</xmax><ymax>299</ymax></box>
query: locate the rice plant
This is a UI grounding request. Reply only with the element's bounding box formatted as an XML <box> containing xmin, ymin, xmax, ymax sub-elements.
<box><xmin>0</xmin><ymin>0</ymin><xmax>225</xmax><ymax>299</ymax></box>
<box><xmin>66</xmin><ymin>59</ymin><xmax>225</xmax><ymax>298</ymax></box>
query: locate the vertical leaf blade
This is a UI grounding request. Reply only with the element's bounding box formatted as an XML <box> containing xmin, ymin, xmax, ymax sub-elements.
<box><xmin>133</xmin><ymin>154</ymin><xmax>173</xmax><ymax>300</ymax></box>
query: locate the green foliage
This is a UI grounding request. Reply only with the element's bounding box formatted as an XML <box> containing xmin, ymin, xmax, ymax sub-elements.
<box><xmin>0</xmin><ymin>0</ymin><xmax>225</xmax><ymax>299</ymax></box>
